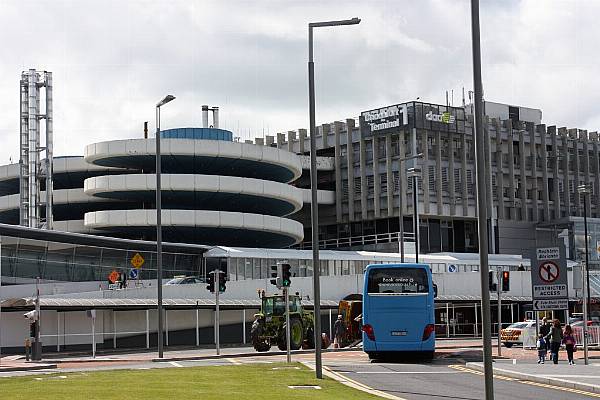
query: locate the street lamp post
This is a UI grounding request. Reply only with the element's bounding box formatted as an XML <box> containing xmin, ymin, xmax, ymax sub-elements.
<box><xmin>470</xmin><ymin>1</ymin><xmax>494</xmax><ymax>399</ymax></box>
<box><xmin>578</xmin><ymin>183</ymin><xmax>591</xmax><ymax>365</ymax></box>
<box><xmin>407</xmin><ymin>166</ymin><xmax>422</xmax><ymax>263</ymax></box>
<box><xmin>398</xmin><ymin>153</ymin><xmax>423</xmax><ymax>263</ymax></box>
<box><xmin>308</xmin><ymin>17</ymin><xmax>360</xmax><ymax>380</ymax></box>
<box><xmin>156</xmin><ymin>94</ymin><xmax>175</xmax><ymax>359</ymax></box>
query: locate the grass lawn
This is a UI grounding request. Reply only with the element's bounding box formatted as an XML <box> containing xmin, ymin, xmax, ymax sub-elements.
<box><xmin>0</xmin><ymin>362</ymin><xmax>380</xmax><ymax>400</ymax></box>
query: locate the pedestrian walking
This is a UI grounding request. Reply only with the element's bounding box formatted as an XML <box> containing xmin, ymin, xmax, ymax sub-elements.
<box><xmin>536</xmin><ymin>334</ymin><xmax>547</xmax><ymax>364</ymax></box>
<box><xmin>333</xmin><ymin>314</ymin><xmax>346</xmax><ymax>349</ymax></box>
<box><xmin>563</xmin><ymin>325</ymin><xmax>577</xmax><ymax>365</ymax></box>
<box><xmin>539</xmin><ymin>317</ymin><xmax>551</xmax><ymax>351</ymax></box>
<box><xmin>545</xmin><ymin>319</ymin><xmax>563</xmax><ymax>364</ymax></box>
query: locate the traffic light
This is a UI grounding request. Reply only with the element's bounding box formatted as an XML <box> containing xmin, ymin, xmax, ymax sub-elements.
<box><xmin>281</xmin><ymin>263</ymin><xmax>292</xmax><ymax>287</ymax></box>
<box><xmin>218</xmin><ymin>271</ymin><xmax>227</xmax><ymax>293</ymax></box>
<box><xmin>501</xmin><ymin>271</ymin><xmax>510</xmax><ymax>292</ymax></box>
<box><xmin>29</xmin><ymin>322</ymin><xmax>37</xmax><ymax>338</ymax></box>
<box><xmin>488</xmin><ymin>271</ymin><xmax>497</xmax><ymax>292</ymax></box>
<box><xmin>270</xmin><ymin>265</ymin><xmax>282</xmax><ymax>288</ymax></box>
<box><xmin>206</xmin><ymin>273</ymin><xmax>215</xmax><ymax>293</ymax></box>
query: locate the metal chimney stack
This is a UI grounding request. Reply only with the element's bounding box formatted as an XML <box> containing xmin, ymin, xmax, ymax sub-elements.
<box><xmin>202</xmin><ymin>105</ymin><xmax>209</xmax><ymax>128</ymax></box>
<box><xmin>19</xmin><ymin>69</ymin><xmax>53</xmax><ymax>229</ymax></box>
<box><xmin>212</xmin><ymin>106</ymin><xmax>219</xmax><ymax>128</ymax></box>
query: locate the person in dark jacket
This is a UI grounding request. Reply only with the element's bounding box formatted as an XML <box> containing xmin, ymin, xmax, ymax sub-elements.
<box><xmin>333</xmin><ymin>314</ymin><xmax>346</xmax><ymax>349</ymax></box>
<box><xmin>545</xmin><ymin>319</ymin><xmax>563</xmax><ymax>364</ymax></box>
<box><xmin>539</xmin><ymin>317</ymin><xmax>551</xmax><ymax>351</ymax></box>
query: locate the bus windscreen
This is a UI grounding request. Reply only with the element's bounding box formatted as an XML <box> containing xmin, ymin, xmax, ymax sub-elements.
<box><xmin>367</xmin><ymin>268</ymin><xmax>429</xmax><ymax>294</ymax></box>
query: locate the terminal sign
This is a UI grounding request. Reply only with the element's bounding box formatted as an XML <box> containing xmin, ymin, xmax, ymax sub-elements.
<box><xmin>360</xmin><ymin>104</ymin><xmax>408</xmax><ymax>137</ymax></box>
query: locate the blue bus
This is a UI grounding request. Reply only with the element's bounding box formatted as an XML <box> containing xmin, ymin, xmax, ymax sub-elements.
<box><xmin>362</xmin><ymin>263</ymin><xmax>436</xmax><ymax>360</ymax></box>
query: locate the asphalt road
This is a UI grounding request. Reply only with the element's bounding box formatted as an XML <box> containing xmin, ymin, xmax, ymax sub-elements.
<box><xmin>324</xmin><ymin>354</ymin><xmax>600</xmax><ymax>400</ymax></box>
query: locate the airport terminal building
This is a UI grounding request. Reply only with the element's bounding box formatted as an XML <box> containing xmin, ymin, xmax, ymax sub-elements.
<box><xmin>3</xmin><ymin>98</ymin><xmax>600</xmax><ymax>264</ymax></box>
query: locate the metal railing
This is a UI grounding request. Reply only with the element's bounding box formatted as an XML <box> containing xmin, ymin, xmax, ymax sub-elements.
<box><xmin>296</xmin><ymin>231</ymin><xmax>416</xmax><ymax>250</ymax></box>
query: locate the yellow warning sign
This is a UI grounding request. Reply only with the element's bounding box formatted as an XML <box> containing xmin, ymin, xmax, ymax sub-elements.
<box><xmin>131</xmin><ymin>253</ymin><xmax>145</xmax><ymax>269</ymax></box>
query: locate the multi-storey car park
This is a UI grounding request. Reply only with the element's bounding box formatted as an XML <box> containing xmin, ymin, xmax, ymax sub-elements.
<box><xmin>0</xmin><ymin>127</ymin><xmax>306</xmax><ymax>248</ymax></box>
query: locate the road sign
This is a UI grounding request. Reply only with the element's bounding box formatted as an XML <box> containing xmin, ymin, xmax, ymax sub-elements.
<box><xmin>534</xmin><ymin>299</ymin><xmax>569</xmax><ymax>311</ymax></box>
<box><xmin>448</xmin><ymin>264</ymin><xmax>458</xmax><ymax>273</ymax></box>
<box><xmin>538</xmin><ymin>261</ymin><xmax>560</xmax><ymax>283</ymax></box>
<box><xmin>108</xmin><ymin>270</ymin><xmax>120</xmax><ymax>284</ymax></box>
<box><xmin>533</xmin><ymin>284</ymin><xmax>567</xmax><ymax>298</ymax></box>
<box><xmin>131</xmin><ymin>253</ymin><xmax>145</xmax><ymax>269</ymax></box>
<box><xmin>531</xmin><ymin>246</ymin><xmax>568</xmax><ymax>310</ymax></box>
<box><xmin>129</xmin><ymin>268</ymin><xmax>139</xmax><ymax>279</ymax></box>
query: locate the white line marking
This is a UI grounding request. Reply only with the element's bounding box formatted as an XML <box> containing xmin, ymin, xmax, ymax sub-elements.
<box><xmin>354</xmin><ymin>371</ymin><xmax>461</xmax><ymax>374</ymax></box>
<box><xmin>168</xmin><ymin>361</ymin><xmax>183</xmax><ymax>368</ymax></box>
<box><xmin>225</xmin><ymin>358</ymin><xmax>242</xmax><ymax>365</ymax></box>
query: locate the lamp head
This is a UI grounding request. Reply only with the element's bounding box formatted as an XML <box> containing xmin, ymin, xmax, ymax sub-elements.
<box><xmin>157</xmin><ymin>95</ymin><xmax>176</xmax><ymax>107</ymax></box>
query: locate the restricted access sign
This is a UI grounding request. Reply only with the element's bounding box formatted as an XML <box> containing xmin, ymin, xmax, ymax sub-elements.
<box><xmin>538</xmin><ymin>261</ymin><xmax>560</xmax><ymax>283</ymax></box>
<box><xmin>532</xmin><ymin>246</ymin><xmax>568</xmax><ymax>311</ymax></box>
<box><xmin>533</xmin><ymin>284</ymin><xmax>567</xmax><ymax>298</ymax></box>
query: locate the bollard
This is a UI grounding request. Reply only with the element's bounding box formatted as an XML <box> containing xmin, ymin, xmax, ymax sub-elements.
<box><xmin>25</xmin><ymin>338</ymin><xmax>31</xmax><ymax>361</ymax></box>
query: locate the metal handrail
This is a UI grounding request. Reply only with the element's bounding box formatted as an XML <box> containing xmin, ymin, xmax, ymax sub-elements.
<box><xmin>296</xmin><ymin>231</ymin><xmax>416</xmax><ymax>250</ymax></box>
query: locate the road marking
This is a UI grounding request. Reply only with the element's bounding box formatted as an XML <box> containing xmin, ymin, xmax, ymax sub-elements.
<box><xmin>355</xmin><ymin>371</ymin><xmax>461</xmax><ymax>374</ymax></box>
<box><xmin>168</xmin><ymin>361</ymin><xmax>183</xmax><ymax>368</ymax></box>
<box><xmin>322</xmin><ymin>365</ymin><xmax>407</xmax><ymax>400</ymax></box>
<box><xmin>450</xmin><ymin>365</ymin><xmax>600</xmax><ymax>397</ymax></box>
<box><xmin>520</xmin><ymin>380</ymin><xmax>600</xmax><ymax>398</ymax></box>
<box><xmin>225</xmin><ymin>358</ymin><xmax>242</xmax><ymax>365</ymax></box>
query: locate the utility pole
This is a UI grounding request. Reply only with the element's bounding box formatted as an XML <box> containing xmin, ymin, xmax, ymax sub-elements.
<box><xmin>215</xmin><ymin>269</ymin><xmax>220</xmax><ymax>356</ymax></box>
<box><xmin>470</xmin><ymin>0</ymin><xmax>495</xmax><ymax>398</ymax></box>
<box><xmin>285</xmin><ymin>286</ymin><xmax>291</xmax><ymax>363</ymax></box>
<box><xmin>497</xmin><ymin>268</ymin><xmax>502</xmax><ymax>357</ymax></box>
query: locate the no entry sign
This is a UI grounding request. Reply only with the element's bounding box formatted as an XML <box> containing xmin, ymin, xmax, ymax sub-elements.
<box><xmin>531</xmin><ymin>246</ymin><xmax>568</xmax><ymax>311</ymax></box>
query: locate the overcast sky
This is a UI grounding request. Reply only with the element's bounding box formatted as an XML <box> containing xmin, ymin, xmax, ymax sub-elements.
<box><xmin>0</xmin><ymin>0</ymin><xmax>599</xmax><ymax>163</ymax></box>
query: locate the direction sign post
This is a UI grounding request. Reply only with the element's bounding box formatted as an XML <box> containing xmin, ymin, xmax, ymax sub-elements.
<box><xmin>531</xmin><ymin>246</ymin><xmax>569</xmax><ymax>312</ymax></box>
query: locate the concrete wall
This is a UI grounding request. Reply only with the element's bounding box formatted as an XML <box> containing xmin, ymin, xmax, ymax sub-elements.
<box><xmin>498</xmin><ymin>220</ymin><xmax>536</xmax><ymax>257</ymax></box>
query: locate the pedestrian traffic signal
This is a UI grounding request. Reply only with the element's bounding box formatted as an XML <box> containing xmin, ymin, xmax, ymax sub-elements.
<box><xmin>281</xmin><ymin>263</ymin><xmax>292</xmax><ymax>287</ymax></box>
<box><xmin>206</xmin><ymin>273</ymin><xmax>215</xmax><ymax>293</ymax></box>
<box><xmin>501</xmin><ymin>271</ymin><xmax>510</xmax><ymax>292</ymax></box>
<box><xmin>488</xmin><ymin>271</ymin><xmax>497</xmax><ymax>292</ymax></box>
<box><xmin>270</xmin><ymin>265</ymin><xmax>282</xmax><ymax>288</ymax></box>
<box><xmin>218</xmin><ymin>271</ymin><xmax>227</xmax><ymax>293</ymax></box>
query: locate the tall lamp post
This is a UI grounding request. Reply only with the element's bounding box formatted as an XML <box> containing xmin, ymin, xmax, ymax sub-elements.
<box><xmin>308</xmin><ymin>17</ymin><xmax>360</xmax><ymax>379</ymax></box>
<box><xmin>398</xmin><ymin>153</ymin><xmax>423</xmax><ymax>262</ymax></box>
<box><xmin>156</xmin><ymin>94</ymin><xmax>175</xmax><ymax>359</ymax></box>
<box><xmin>578</xmin><ymin>183</ymin><xmax>591</xmax><ymax>365</ymax></box>
<box><xmin>407</xmin><ymin>166</ymin><xmax>422</xmax><ymax>263</ymax></box>
<box><xmin>470</xmin><ymin>1</ymin><xmax>494</xmax><ymax>398</ymax></box>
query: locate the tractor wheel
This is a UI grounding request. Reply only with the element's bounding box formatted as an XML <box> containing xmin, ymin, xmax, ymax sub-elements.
<box><xmin>278</xmin><ymin>318</ymin><xmax>304</xmax><ymax>351</ymax></box>
<box><xmin>251</xmin><ymin>319</ymin><xmax>271</xmax><ymax>352</ymax></box>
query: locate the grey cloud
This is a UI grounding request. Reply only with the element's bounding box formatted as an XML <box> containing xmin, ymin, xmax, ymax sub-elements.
<box><xmin>0</xmin><ymin>0</ymin><xmax>599</xmax><ymax>163</ymax></box>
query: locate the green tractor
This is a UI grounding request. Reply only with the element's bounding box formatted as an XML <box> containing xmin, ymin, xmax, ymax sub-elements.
<box><xmin>251</xmin><ymin>292</ymin><xmax>327</xmax><ymax>352</ymax></box>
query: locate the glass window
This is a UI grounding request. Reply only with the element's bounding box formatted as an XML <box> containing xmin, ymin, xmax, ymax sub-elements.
<box><xmin>367</xmin><ymin>267</ymin><xmax>429</xmax><ymax>294</ymax></box>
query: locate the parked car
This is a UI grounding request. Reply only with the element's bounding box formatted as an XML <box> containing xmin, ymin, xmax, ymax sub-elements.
<box><xmin>500</xmin><ymin>320</ymin><xmax>537</xmax><ymax>348</ymax></box>
<box><xmin>165</xmin><ymin>276</ymin><xmax>204</xmax><ymax>285</ymax></box>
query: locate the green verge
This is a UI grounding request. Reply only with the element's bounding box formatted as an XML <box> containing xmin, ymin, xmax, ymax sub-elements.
<box><xmin>0</xmin><ymin>362</ymin><xmax>380</xmax><ymax>400</ymax></box>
